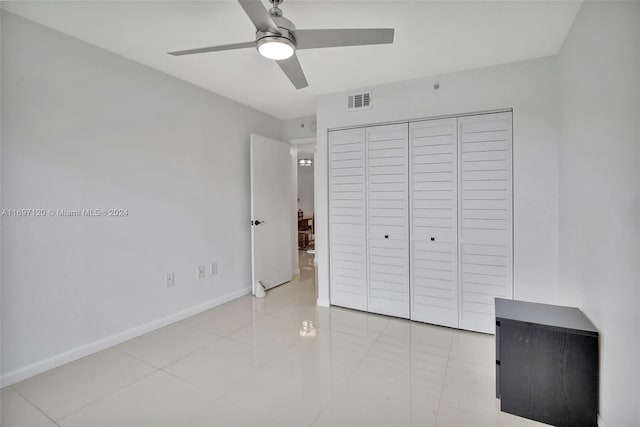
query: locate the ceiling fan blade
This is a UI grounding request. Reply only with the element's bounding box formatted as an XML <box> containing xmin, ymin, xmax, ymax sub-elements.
<box><xmin>295</xmin><ymin>28</ymin><xmax>394</xmax><ymax>50</ymax></box>
<box><xmin>276</xmin><ymin>54</ymin><xmax>308</xmax><ymax>90</ymax></box>
<box><xmin>237</xmin><ymin>0</ymin><xmax>280</xmax><ymax>33</ymax></box>
<box><xmin>168</xmin><ymin>41</ymin><xmax>255</xmax><ymax>56</ymax></box>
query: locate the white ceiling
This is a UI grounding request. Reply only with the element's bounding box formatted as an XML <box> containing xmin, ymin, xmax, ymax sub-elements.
<box><xmin>2</xmin><ymin>1</ymin><xmax>582</xmax><ymax>119</ymax></box>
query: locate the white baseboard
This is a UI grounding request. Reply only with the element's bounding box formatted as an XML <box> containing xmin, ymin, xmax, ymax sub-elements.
<box><xmin>0</xmin><ymin>287</ymin><xmax>251</xmax><ymax>388</ymax></box>
<box><xmin>317</xmin><ymin>298</ymin><xmax>330</xmax><ymax>307</ymax></box>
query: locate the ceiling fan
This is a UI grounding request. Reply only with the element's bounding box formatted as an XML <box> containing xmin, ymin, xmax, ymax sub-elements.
<box><xmin>168</xmin><ymin>0</ymin><xmax>395</xmax><ymax>90</ymax></box>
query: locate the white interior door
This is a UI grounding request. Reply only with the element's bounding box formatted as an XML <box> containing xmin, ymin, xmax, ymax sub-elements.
<box><xmin>409</xmin><ymin>118</ymin><xmax>459</xmax><ymax>328</ymax></box>
<box><xmin>458</xmin><ymin>112</ymin><xmax>513</xmax><ymax>333</ymax></box>
<box><xmin>328</xmin><ymin>128</ymin><xmax>367</xmax><ymax>311</ymax></box>
<box><xmin>366</xmin><ymin>123</ymin><xmax>410</xmax><ymax>318</ymax></box>
<box><xmin>251</xmin><ymin>134</ymin><xmax>292</xmax><ymax>293</ymax></box>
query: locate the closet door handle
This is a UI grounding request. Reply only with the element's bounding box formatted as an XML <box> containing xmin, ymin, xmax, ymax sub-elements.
<box><xmin>384</xmin><ymin>235</ymin><xmax>389</xmax><ymax>239</ymax></box>
<box><xmin>430</xmin><ymin>237</ymin><xmax>435</xmax><ymax>241</ymax></box>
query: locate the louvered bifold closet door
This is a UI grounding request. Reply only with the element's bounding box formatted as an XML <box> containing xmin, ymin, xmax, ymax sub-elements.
<box><xmin>458</xmin><ymin>112</ymin><xmax>513</xmax><ymax>333</ymax></box>
<box><xmin>329</xmin><ymin>128</ymin><xmax>368</xmax><ymax>310</ymax></box>
<box><xmin>409</xmin><ymin>118</ymin><xmax>459</xmax><ymax>328</ymax></box>
<box><xmin>366</xmin><ymin>123</ymin><xmax>410</xmax><ymax>318</ymax></box>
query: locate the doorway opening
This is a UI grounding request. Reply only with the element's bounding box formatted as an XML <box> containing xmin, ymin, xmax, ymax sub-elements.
<box><xmin>297</xmin><ymin>150</ymin><xmax>315</xmax><ymax>254</ymax></box>
<box><xmin>290</xmin><ymin>139</ymin><xmax>317</xmax><ymax>297</ymax></box>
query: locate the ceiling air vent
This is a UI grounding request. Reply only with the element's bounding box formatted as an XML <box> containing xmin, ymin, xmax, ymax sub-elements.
<box><xmin>347</xmin><ymin>92</ymin><xmax>372</xmax><ymax>111</ymax></box>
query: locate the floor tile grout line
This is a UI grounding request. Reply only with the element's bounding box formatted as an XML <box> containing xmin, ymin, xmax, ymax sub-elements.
<box><xmin>111</xmin><ymin>345</ymin><xmax>159</xmax><ymax>367</ymax></box>
<box><xmin>9</xmin><ymin>385</ymin><xmax>62</xmax><ymax>427</ymax></box>
<box><xmin>9</xmin><ymin>348</ymin><xmax>159</xmax><ymax>422</ymax></box>
<box><xmin>208</xmin><ymin>276</ymin><xmax>334</xmax><ymax>422</ymax></box>
<box><xmin>156</xmin><ymin>340</ymin><xmax>264</xmax><ymax>395</ymax></box>
<box><xmin>158</xmin><ymin>337</ymin><xmax>314</xmax><ymax>421</ymax></box>
<box><xmin>336</xmin><ymin>321</ymin><xmax>385</xmax><ymax>387</ymax></box>
<box><xmin>180</xmin><ymin>316</ymin><xmax>254</xmax><ymax>338</ymax></box>
<box><xmin>220</xmin><ymin>282</ymin><xmax>336</xmax><ymax>426</ymax></box>
<box><xmin>151</xmin><ymin>333</ymin><xmax>230</xmax><ymax>369</ymax></box>
<box><xmin>155</xmin><ymin>365</ymin><xmax>232</xmax><ymax>397</ymax></box>
<box><xmin>113</xmin><ymin>331</ymin><xmax>222</xmax><ymax>371</ymax></box>
<box><xmin>307</xmin><ymin>323</ymin><xmax>391</xmax><ymax>427</ymax></box>
<box><xmin>160</xmin><ymin>332</ymin><xmax>299</xmax><ymax>392</ymax></box>
<box><xmin>18</xmin><ymin>366</ymin><xmax>156</xmax><ymax>425</ymax></box>
<box><xmin>224</xmin><ymin>311</ymin><xmax>290</xmax><ymax>339</ymax></box>
<box><xmin>212</xmin><ymin>339</ymin><xmax>313</xmax><ymax>424</ymax></box>
<box><xmin>55</xmin><ymin>369</ymin><xmax>160</xmax><ymax>423</ymax></box>
<box><xmin>175</xmin><ymin>319</ymin><xmax>230</xmax><ymax>337</ymax></box>
<box><xmin>154</xmin><ymin>366</ymin><xmax>233</xmax><ymax>395</ymax></box>
<box><xmin>307</xmin><ymin>392</ymin><xmax>335</xmax><ymax>427</ymax></box>
<box><xmin>433</xmin><ymin>335</ymin><xmax>455</xmax><ymax>426</ymax></box>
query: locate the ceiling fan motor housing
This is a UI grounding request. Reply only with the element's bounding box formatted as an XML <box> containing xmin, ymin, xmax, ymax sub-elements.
<box><xmin>256</xmin><ymin>13</ymin><xmax>296</xmax><ymax>45</ymax></box>
<box><xmin>255</xmin><ymin>10</ymin><xmax>297</xmax><ymax>59</ymax></box>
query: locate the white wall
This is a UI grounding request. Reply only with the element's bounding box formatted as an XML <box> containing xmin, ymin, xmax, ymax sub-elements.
<box><xmin>316</xmin><ymin>57</ymin><xmax>560</xmax><ymax>307</ymax></box>
<box><xmin>0</xmin><ymin>12</ymin><xmax>282</xmax><ymax>384</ymax></box>
<box><xmin>557</xmin><ymin>2</ymin><xmax>640</xmax><ymax>426</ymax></box>
<box><xmin>282</xmin><ymin>115</ymin><xmax>317</xmax><ymax>140</ymax></box>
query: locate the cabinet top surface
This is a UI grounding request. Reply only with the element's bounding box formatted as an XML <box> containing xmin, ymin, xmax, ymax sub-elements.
<box><xmin>495</xmin><ymin>298</ymin><xmax>598</xmax><ymax>336</ymax></box>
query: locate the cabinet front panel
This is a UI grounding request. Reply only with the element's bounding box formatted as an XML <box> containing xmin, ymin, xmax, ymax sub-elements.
<box><xmin>500</xmin><ymin>321</ymin><xmax>598</xmax><ymax>427</ymax></box>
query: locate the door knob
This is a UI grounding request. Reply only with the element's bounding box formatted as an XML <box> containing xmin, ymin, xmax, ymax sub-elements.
<box><xmin>253</xmin><ymin>220</ymin><xmax>265</xmax><ymax>226</ymax></box>
<box><xmin>385</xmin><ymin>234</ymin><xmax>389</xmax><ymax>239</ymax></box>
<box><xmin>430</xmin><ymin>237</ymin><xmax>435</xmax><ymax>241</ymax></box>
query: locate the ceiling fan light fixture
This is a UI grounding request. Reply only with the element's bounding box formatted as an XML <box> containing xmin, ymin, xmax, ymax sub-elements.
<box><xmin>168</xmin><ymin>0</ymin><xmax>395</xmax><ymax>90</ymax></box>
<box><xmin>257</xmin><ymin>36</ymin><xmax>295</xmax><ymax>60</ymax></box>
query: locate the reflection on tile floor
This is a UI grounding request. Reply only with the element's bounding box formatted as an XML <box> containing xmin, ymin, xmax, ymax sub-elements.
<box><xmin>0</xmin><ymin>252</ymin><xmax>545</xmax><ymax>426</ymax></box>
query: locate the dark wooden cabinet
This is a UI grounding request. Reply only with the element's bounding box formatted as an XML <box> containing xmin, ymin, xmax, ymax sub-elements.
<box><xmin>495</xmin><ymin>298</ymin><xmax>599</xmax><ymax>427</ymax></box>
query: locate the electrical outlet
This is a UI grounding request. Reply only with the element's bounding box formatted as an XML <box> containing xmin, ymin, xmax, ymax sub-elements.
<box><xmin>210</xmin><ymin>262</ymin><xmax>218</xmax><ymax>275</ymax></box>
<box><xmin>166</xmin><ymin>272</ymin><xmax>175</xmax><ymax>287</ymax></box>
<box><xmin>198</xmin><ymin>265</ymin><xmax>206</xmax><ymax>279</ymax></box>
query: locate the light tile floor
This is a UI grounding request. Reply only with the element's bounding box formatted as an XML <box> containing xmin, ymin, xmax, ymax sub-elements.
<box><xmin>1</xmin><ymin>252</ymin><xmax>546</xmax><ymax>426</ymax></box>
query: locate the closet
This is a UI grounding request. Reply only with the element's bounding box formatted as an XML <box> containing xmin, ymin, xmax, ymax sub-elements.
<box><xmin>329</xmin><ymin>111</ymin><xmax>512</xmax><ymax>334</ymax></box>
